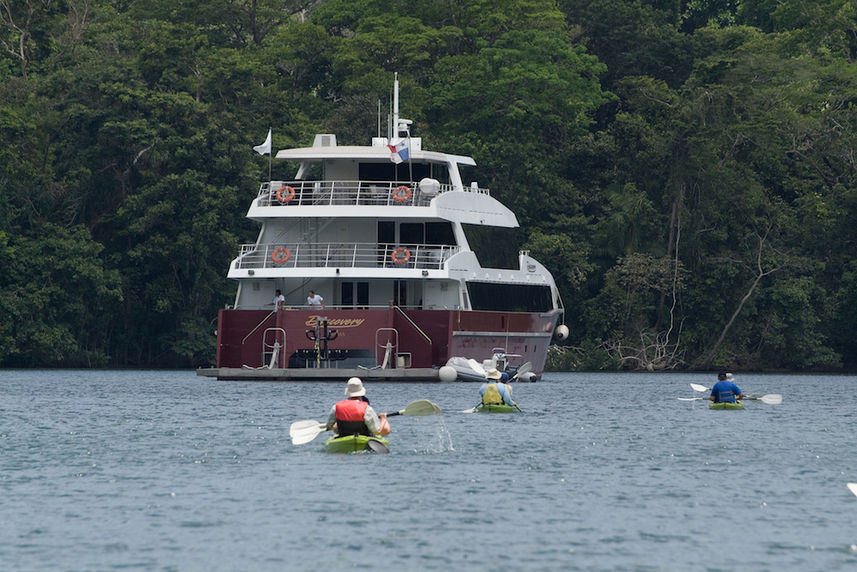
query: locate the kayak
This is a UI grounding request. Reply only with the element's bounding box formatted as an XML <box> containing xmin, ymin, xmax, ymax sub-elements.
<box><xmin>324</xmin><ymin>434</ymin><xmax>390</xmax><ymax>453</ymax></box>
<box><xmin>476</xmin><ymin>403</ymin><xmax>519</xmax><ymax>413</ymax></box>
<box><xmin>709</xmin><ymin>401</ymin><xmax>745</xmax><ymax>410</ymax></box>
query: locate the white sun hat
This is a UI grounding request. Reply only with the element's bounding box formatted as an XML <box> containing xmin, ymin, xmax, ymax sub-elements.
<box><xmin>344</xmin><ymin>377</ymin><xmax>366</xmax><ymax>397</ymax></box>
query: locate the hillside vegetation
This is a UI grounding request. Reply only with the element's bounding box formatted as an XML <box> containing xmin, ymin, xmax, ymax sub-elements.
<box><xmin>2</xmin><ymin>0</ymin><xmax>856</xmax><ymax>371</ymax></box>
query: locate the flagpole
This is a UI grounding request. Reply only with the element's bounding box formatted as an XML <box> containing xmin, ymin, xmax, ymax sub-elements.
<box><xmin>407</xmin><ymin>131</ymin><xmax>412</xmax><ymax>183</ymax></box>
<box><xmin>268</xmin><ymin>128</ymin><xmax>272</xmax><ymax>181</ymax></box>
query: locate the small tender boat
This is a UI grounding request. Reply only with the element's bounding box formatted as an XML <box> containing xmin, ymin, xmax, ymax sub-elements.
<box><xmin>446</xmin><ymin>357</ymin><xmax>488</xmax><ymax>382</ymax></box>
<box><xmin>709</xmin><ymin>401</ymin><xmax>745</xmax><ymax>410</ymax></box>
<box><xmin>324</xmin><ymin>434</ymin><xmax>390</xmax><ymax>453</ymax></box>
<box><xmin>446</xmin><ymin>349</ymin><xmax>537</xmax><ymax>382</ymax></box>
<box><xmin>476</xmin><ymin>403</ymin><xmax>519</xmax><ymax>413</ymax></box>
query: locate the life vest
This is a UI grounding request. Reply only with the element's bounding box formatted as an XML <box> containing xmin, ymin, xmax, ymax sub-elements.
<box><xmin>482</xmin><ymin>383</ymin><xmax>504</xmax><ymax>405</ymax></box>
<box><xmin>712</xmin><ymin>381</ymin><xmax>738</xmax><ymax>403</ymax></box>
<box><xmin>335</xmin><ymin>399</ymin><xmax>371</xmax><ymax>436</ymax></box>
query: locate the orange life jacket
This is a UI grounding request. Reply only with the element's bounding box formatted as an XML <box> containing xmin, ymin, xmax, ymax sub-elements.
<box><xmin>335</xmin><ymin>399</ymin><xmax>370</xmax><ymax>436</ymax></box>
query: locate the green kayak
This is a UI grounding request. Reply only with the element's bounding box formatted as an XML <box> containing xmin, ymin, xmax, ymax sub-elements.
<box><xmin>709</xmin><ymin>401</ymin><xmax>745</xmax><ymax>410</ymax></box>
<box><xmin>324</xmin><ymin>434</ymin><xmax>390</xmax><ymax>453</ymax></box>
<box><xmin>476</xmin><ymin>403</ymin><xmax>520</xmax><ymax>413</ymax></box>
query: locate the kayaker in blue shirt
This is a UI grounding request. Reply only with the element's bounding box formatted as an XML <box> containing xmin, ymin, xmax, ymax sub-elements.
<box><xmin>709</xmin><ymin>371</ymin><xmax>744</xmax><ymax>403</ymax></box>
<box><xmin>480</xmin><ymin>368</ymin><xmax>516</xmax><ymax>406</ymax></box>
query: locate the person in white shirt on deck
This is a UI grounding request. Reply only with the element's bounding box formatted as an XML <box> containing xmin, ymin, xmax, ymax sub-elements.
<box><xmin>307</xmin><ymin>290</ymin><xmax>324</xmax><ymax>308</ymax></box>
<box><xmin>270</xmin><ymin>289</ymin><xmax>285</xmax><ymax>310</ymax></box>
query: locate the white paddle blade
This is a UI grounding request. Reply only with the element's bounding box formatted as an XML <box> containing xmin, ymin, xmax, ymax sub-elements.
<box><xmin>290</xmin><ymin>419</ymin><xmax>323</xmax><ymax>438</ymax></box>
<box><xmin>677</xmin><ymin>397</ymin><xmax>704</xmax><ymax>401</ymax></box>
<box><xmin>400</xmin><ymin>399</ymin><xmax>442</xmax><ymax>416</ymax></box>
<box><xmin>290</xmin><ymin>423</ymin><xmax>327</xmax><ymax>445</ymax></box>
<box><xmin>848</xmin><ymin>483</ymin><xmax>857</xmax><ymax>497</ymax></box>
<box><xmin>690</xmin><ymin>383</ymin><xmax>709</xmax><ymax>393</ymax></box>
<box><xmin>759</xmin><ymin>394</ymin><xmax>782</xmax><ymax>405</ymax></box>
<box><xmin>512</xmin><ymin>362</ymin><xmax>532</xmax><ymax>380</ymax></box>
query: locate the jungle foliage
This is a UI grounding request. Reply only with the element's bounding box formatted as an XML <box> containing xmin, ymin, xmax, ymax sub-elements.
<box><xmin>1</xmin><ymin>0</ymin><xmax>855</xmax><ymax>371</ymax></box>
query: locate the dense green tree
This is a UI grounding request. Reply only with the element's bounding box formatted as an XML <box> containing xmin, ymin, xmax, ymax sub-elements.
<box><xmin>3</xmin><ymin>0</ymin><xmax>857</xmax><ymax>371</ymax></box>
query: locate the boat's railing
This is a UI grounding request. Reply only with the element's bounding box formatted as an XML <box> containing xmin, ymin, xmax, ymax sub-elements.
<box><xmin>234</xmin><ymin>242</ymin><xmax>459</xmax><ymax>270</ymax></box>
<box><xmin>255</xmin><ymin>180</ymin><xmax>488</xmax><ymax>207</ymax></box>
<box><xmin>229</xmin><ymin>302</ymin><xmax>460</xmax><ymax>311</ymax></box>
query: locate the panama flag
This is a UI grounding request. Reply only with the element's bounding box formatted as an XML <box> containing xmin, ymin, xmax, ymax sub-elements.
<box><xmin>387</xmin><ymin>141</ymin><xmax>409</xmax><ymax>164</ymax></box>
<box><xmin>253</xmin><ymin>129</ymin><xmax>272</xmax><ymax>155</ymax></box>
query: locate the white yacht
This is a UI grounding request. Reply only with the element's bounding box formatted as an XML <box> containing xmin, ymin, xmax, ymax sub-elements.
<box><xmin>206</xmin><ymin>75</ymin><xmax>567</xmax><ymax>381</ymax></box>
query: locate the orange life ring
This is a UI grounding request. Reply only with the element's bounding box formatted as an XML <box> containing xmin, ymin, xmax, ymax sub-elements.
<box><xmin>275</xmin><ymin>185</ymin><xmax>296</xmax><ymax>203</ymax></box>
<box><xmin>271</xmin><ymin>247</ymin><xmax>291</xmax><ymax>264</ymax></box>
<box><xmin>391</xmin><ymin>247</ymin><xmax>411</xmax><ymax>264</ymax></box>
<box><xmin>392</xmin><ymin>185</ymin><xmax>412</xmax><ymax>202</ymax></box>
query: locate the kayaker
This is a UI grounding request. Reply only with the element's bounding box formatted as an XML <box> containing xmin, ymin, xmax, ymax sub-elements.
<box><xmin>709</xmin><ymin>371</ymin><xmax>744</xmax><ymax>403</ymax></box>
<box><xmin>480</xmin><ymin>368</ymin><xmax>516</xmax><ymax>407</ymax></box>
<box><xmin>326</xmin><ymin>377</ymin><xmax>390</xmax><ymax>437</ymax></box>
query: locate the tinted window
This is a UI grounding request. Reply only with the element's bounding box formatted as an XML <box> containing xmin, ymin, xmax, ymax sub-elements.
<box><xmin>466</xmin><ymin>282</ymin><xmax>553</xmax><ymax>312</ymax></box>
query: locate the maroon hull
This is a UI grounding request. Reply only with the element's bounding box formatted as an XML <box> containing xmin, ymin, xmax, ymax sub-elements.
<box><xmin>216</xmin><ymin>308</ymin><xmax>560</xmax><ymax>374</ymax></box>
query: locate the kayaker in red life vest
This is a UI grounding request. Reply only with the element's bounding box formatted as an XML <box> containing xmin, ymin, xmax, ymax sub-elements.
<box><xmin>326</xmin><ymin>377</ymin><xmax>391</xmax><ymax>437</ymax></box>
<box><xmin>709</xmin><ymin>371</ymin><xmax>744</xmax><ymax>403</ymax></box>
<box><xmin>480</xmin><ymin>368</ymin><xmax>516</xmax><ymax>407</ymax></box>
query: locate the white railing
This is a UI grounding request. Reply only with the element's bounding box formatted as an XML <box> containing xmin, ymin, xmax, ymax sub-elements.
<box><xmin>255</xmin><ymin>180</ymin><xmax>490</xmax><ymax>207</ymax></box>
<box><xmin>234</xmin><ymin>242</ymin><xmax>460</xmax><ymax>270</ymax></box>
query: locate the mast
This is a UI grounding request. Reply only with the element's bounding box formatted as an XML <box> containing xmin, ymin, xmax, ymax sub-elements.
<box><xmin>393</xmin><ymin>72</ymin><xmax>399</xmax><ymax>141</ymax></box>
<box><xmin>391</xmin><ymin>72</ymin><xmax>413</xmax><ymax>180</ymax></box>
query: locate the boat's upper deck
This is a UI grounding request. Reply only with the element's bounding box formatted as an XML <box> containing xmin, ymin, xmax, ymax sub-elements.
<box><xmin>247</xmin><ymin>132</ymin><xmax>519</xmax><ymax>227</ymax></box>
<box><xmin>247</xmin><ymin>179</ymin><xmax>519</xmax><ymax>227</ymax></box>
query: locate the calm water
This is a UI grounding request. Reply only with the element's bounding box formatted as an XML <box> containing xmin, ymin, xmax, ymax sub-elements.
<box><xmin>2</xmin><ymin>370</ymin><xmax>857</xmax><ymax>571</ymax></box>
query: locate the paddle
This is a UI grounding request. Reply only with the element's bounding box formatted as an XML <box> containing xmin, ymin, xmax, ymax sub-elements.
<box><xmin>384</xmin><ymin>399</ymin><xmax>443</xmax><ymax>417</ymax></box>
<box><xmin>289</xmin><ymin>399</ymin><xmax>442</xmax><ymax>445</ymax></box>
<box><xmin>289</xmin><ymin>421</ymin><xmax>328</xmax><ymax>445</ymax></box>
<box><xmin>511</xmin><ymin>362</ymin><xmax>532</xmax><ymax>382</ymax></box>
<box><xmin>690</xmin><ymin>383</ymin><xmax>709</xmax><ymax>392</ymax></box>
<box><xmin>746</xmin><ymin>394</ymin><xmax>782</xmax><ymax>404</ymax></box>
<box><xmin>847</xmin><ymin>483</ymin><xmax>857</xmax><ymax>497</ymax></box>
<box><xmin>366</xmin><ymin>439</ymin><xmax>390</xmax><ymax>454</ymax></box>
<box><xmin>677</xmin><ymin>393</ymin><xmax>782</xmax><ymax>404</ymax></box>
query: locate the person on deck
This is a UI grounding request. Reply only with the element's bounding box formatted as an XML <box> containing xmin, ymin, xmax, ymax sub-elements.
<box><xmin>709</xmin><ymin>371</ymin><xmax>744</xmax><ymax>403</ymax></box>
<box><xmin>326</xmin><ymin>378</ymin><xmax>390</xmax><ymax>437</ymax></box>
<box><xmin>480</xmin><ymin>368</ymin><xmax>516</xmax><ymax>407</ymax></box>
<box><xmin>270</xmin><ymin>289</ymin><xmax>285</xmax><ymax>310</ymax></box>
<box><xmin>307</xmin><ymin>290</ymin><xmax>324</xmax><ymax>308</ymax></box>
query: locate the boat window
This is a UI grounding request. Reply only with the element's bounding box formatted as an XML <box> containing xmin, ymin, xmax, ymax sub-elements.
<box><xmin>394</xmin><ymin>222</ymin><xmax>455</xmax><ymax>246</ymax></box>
<box><xmin>378</xmin><ymin>221</ymin><xmax>395</xmax><ymax>243</ymax></box>
<box><xmin>462</xmin><ymin>224</ymin><xmax>521</xmax><ymax>269</ymax></box>
<box><xmin>400</xmin><ymin>223</ymin><xmax>424</xmax><ymax>244</ymax></box>
<box><xmin>466</xmin><ymin>282</ymin><xmax>553</xmax><ymax>312</ymax></box>
<box><xmin>425</xmin><ymin>222</ymin><xmax>455</xmax><ymax>245</ymax></box>
<box><xmin>359</xmin><ymin>162</ymin><xmax>430</xmax><ymax>182</ymax></box>
<box><xmin>394</xmin><ymin>280</ymin><xmax>407</xmax><ymax>306</ymax></box>
<box><xmin>341</xmin><ymin>282</ymin><xmax>369</xmax><ymax>309</ymax></box>
<box><xmin>357</xmin><ymin>282</ymin><xmax>369</xmax><ymax>306</ymax></box>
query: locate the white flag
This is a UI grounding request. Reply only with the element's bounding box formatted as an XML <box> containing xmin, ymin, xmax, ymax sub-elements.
<box><xmin>253</xmin><ymin>129</ymin><xmax>272</xmax><ymax>155</ymax></box>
